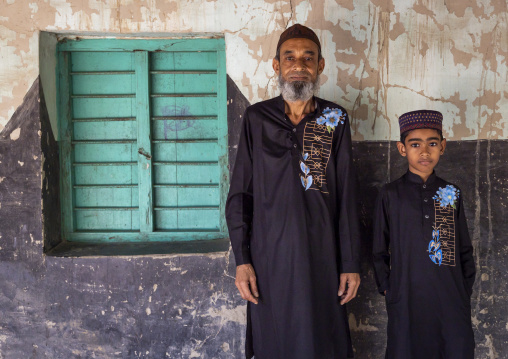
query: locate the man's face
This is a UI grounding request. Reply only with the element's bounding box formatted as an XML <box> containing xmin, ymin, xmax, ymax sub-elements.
<box><xmin>273</xmin><ymin>38</ymin><xmax>325</xmax><ymax>102</ymax></box>
<box><xmin>397</xmin><ymin>128</ymin><xmax>446</xmax><ymax>179</ymax></box>
<box><xmin>273</xmin><ymin>38</ymin><xmax>324</xmax><ymax>82</ymax></box>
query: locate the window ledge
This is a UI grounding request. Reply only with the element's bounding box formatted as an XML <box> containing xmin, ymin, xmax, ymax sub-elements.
<box><xmin>45</xmin><ymin>238</ymin><xmax>230</xmax><ymax>257</ymax></box>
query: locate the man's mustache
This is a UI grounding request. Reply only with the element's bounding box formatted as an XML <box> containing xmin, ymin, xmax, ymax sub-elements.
<box><xmin>287</xmin><ymin>71</ymin><xmax>311</xmax><ymax>80</ymax></box>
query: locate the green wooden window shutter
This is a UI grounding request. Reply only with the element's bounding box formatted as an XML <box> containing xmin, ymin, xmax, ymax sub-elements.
<box><xmin>57</xmin><ymin>39</ymin><xmax>228</xmax><ymax>243</ymax></box>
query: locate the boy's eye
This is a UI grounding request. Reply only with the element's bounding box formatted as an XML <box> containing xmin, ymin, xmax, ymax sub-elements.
<box><xmin>429</xmin><ymin>142</ymin><xmax>437</xmax><ymax>147</ymax></box>
<box><xmin>411</xmin><ymin>143</ymin><xmax>419</xmax><ymax>148</ymax></box>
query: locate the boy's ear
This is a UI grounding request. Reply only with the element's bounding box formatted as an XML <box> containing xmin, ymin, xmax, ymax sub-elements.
<box><xmin>440</xmin><ymin>138</ymin><xmax>447</xmax><ymax>155</ymax></box>
<box><xmin>396</xmin><ymin>141</ymin><xmax>407</xmax><ymax>157</ymax></box>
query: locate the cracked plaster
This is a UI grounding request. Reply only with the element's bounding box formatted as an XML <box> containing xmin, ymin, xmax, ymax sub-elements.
<box><xmin>0</xmin><ymin>0</ymin><xmax>506</xmax><ymax>140</ymax></box>
<box><xmin>5</xmin><ymin>73</ymin><xmax>508</xmax><ymax>358</ymax></box>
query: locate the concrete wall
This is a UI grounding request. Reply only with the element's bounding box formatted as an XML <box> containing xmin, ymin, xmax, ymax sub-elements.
<box><xmin>1</xmin><ymin>0</ymin><xmax>507</xmax><ymax>140</ymax></box>
<box><xmin>1</xmin><ymin>76</ymin><xmax>506</xmax><ymax>358</ymax></box>
<box><xmin>0</xmin><ymin>1</ymin><xmax>507</xmax><ymax>358</ymax></box>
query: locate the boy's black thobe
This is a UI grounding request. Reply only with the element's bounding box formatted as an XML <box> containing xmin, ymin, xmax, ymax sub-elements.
<box><xmin>226</xmin><ymin>95</ymin><xmax>360</xmax><ymax>359</ymax></box>
<box><xmin>373</xmin><ymin>171</ymin><xmax>476</xmax><ymax>359</ymax></box>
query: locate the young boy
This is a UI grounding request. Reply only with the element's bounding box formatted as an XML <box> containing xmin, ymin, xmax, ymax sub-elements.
<box><xmin>373</xmin><ymin>110</ymin><xmax>476</xmax><ymax>359</ymax></box>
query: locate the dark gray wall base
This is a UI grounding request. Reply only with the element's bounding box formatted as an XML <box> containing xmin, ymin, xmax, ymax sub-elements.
<box><xmin>0</xmin><ymin>77</ymin><xmax>44</xmax><ymax>269</ymax></box>
<box><xmin>40</xmin><ymin>78</ymin><xmax>62</xmax><ymax>252</ymax></box>
<box><xmin>0</xmin><ymin>77</ymin><xmax>506</xmax><ymax>358</ymax></box>
<box><xmin>47</xmin><ymin>238</ymin><xmax>231</xmax><ymax>257</ymax></box>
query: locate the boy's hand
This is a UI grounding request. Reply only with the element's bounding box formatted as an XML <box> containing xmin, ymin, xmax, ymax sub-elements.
<box><xmin>235</xmin><ymin>264</ymin><xmax>259</xmax><ymax>305</ymax></box>
<box><xmin>338</xmin><ymin>273</ymin><xmax>360</xmax><ymax>305</ymax></box>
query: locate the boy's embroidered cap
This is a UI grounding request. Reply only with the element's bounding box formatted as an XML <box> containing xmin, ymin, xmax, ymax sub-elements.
<box><xmin>277</xmin><ymin>24</ymin><xmax>321</xmax><ymax>52</ymax></box>
<box><xmin>399</xmin><ymin>110</ymin><xmax>443</xmax><ymax>134</ymax></box>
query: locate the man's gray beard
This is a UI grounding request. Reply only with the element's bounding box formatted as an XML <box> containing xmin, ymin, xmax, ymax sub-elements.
<box><xmin>278</xmin><ymin>73</ymin><xmax>320</xmax><ymax>102</ymax></box>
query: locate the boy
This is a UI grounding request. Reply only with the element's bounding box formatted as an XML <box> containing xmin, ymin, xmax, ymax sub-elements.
<box><xmin>373</xmin><ymin>110</ymin><xmax>476</xmax><ymax>359</ymax></box>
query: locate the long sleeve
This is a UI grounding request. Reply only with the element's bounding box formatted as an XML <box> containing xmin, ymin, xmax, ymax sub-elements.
<box><xmin>335</xmin><ymin>114</ymin><xmax>361</xmax><ymax>273</ymax></box>
<box><xmin>373</xmin><ymin>188</ymin><xmax>390</xmax><ymax>295</ymax></box>
<box><xmin>457</xmin><ymin>194</ymin><xmax>476</xmax><ymax>296</ymax></box>
<box><xmin>225</xmin><ymin>111</ymin><xmax>254</xmax><ymax>266</ymax></box>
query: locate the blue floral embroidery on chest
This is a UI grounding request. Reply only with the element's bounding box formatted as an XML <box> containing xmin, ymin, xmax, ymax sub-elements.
<box><xmin>299</xmin><ymin>107</ymin><xmax>345</xmax><ymax>193</ymax></box>
<box><xmin>428</xmin><ymin>185</ymin><xmax>459</xmax><ymax>266</ymax></box>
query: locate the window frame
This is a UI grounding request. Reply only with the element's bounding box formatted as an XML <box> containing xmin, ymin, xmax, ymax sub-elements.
<box><xmin>57</xmin><ymin>37</ymin><xmax>229</xmax><ymax>244</ymax></box>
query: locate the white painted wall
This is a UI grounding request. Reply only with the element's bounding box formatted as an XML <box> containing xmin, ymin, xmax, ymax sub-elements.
<box><xmin>1</xmin><ymin>0</ymin><xmax>507</xmax><ymax>140</ymax></box>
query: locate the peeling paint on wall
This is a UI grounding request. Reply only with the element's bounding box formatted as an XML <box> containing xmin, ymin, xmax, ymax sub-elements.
<box><xmin>0</xmin><ymin>72</ymin><xmax>505</xmax><ymax>358</ymax></box>
<box><xmin>9</xmin><ymin>127</ymin><xmax>20</xmax><ymax>140</ymax></box>
<box><xmin>0</xmin><ymin>2</ymin><xmax>507</xmax><ymax>358</ymax></box>
<box><xmin>0</xmin><ymin>0</ymin><xmax>506</xmax><ymax>140</ymax></box>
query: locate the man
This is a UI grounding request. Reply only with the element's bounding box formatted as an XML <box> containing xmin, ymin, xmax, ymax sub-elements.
<box><xmin>226</xmin><ymin>24</ymin><xmax>361</xmax><ymax>359</ymax></box>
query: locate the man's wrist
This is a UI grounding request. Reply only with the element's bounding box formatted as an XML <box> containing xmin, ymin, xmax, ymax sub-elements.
<box><xmin>234</xmin><ymin>250</ymin><xmax>252</xmax><ymax>266</ymax></box>
<box><xmin>340</xmin><ymin>260</ymin><xmax>360</xmax><ymax>274</ymax></box>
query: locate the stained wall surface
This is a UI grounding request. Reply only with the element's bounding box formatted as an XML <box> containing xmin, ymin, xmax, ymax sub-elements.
<box><xmin>0</xmin><ymin>1</ymin><xmax>507</xmax><ymax>358</ymax></box>
<box><xmin>0</xmin><ymin>77</ymin><xmax>506</xmax><ymax>358</ymax></box>
<box><xmin>0</xmin><ymin>0</ymin><xmax>507</xmax><ymax>140</ymax></box>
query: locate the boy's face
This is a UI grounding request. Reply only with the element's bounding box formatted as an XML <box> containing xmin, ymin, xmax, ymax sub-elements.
<box><xmin>396</xmin><ymin>128</ymin><xmax>446</xmax><ymax>180</ymax></box>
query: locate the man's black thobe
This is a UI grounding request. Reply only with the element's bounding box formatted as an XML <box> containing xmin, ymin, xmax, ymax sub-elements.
<box><xmin>226</xmin><ymin>95</ymin><xmax>360</xmax><ymax>359</ymax></box>
<box><xmin>373</xmin><ymin>171</ymin><xmax>476</xmax><ymax>359</ymax></box>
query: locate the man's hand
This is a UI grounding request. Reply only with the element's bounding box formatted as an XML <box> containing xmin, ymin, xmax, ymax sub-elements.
<box><xmin>235</xmin><ymin>264</ymin><xmax>259</xmax><ymax>305</ymax></box>
<box><xmin>338</xmin><ymin>273</ymin><xmax>360</xmax><ymax>305</ymax></box>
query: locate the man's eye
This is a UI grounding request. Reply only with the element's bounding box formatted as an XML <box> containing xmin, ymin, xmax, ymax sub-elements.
<box><xmin>286</xmin><ymin>57</ymin><xmax>294</xmax><ymax>61</ymax></box>
<box><xmin>305</xmin><ymin>57</ymin><xmax>313</xmax><ymax>61</ymax></box>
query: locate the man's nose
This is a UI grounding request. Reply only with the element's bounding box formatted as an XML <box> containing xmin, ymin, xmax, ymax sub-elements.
<box><xmin>293</xmin><ymin>58</ymin><xmax>307</xmax><ymax>71</ymax></box>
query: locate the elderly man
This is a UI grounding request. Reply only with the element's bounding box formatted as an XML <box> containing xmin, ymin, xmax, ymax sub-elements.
<box><xmin>226</xmin><ymin>24</ymin><xmax>361</xmax><ymax>359</ymax></box>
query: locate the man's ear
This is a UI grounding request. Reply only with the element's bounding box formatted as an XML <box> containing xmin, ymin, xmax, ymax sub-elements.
<box><xmin>440</xmin><ymin>138</ymin><xmax>447</xmax><ymax>155</ymax></box>
<box><xmin>318</xmin><ymin>57</ymin><xmax>325</xmax><ymax>74</ymax></box>
<box><xmin>272</xmin><ymin>58</ymin><xmax>280</xmax><ymax>75</ymax></box>
<box><xmin>396</xmin><ymin>141</ymin><xmax>407</xmax><ymax>157</ymax></box>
